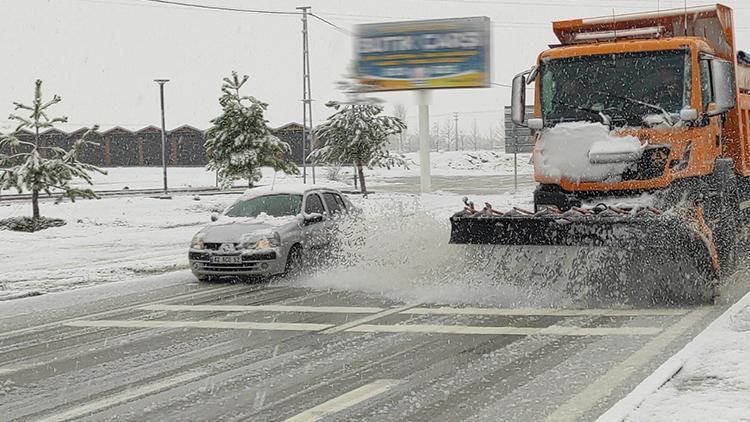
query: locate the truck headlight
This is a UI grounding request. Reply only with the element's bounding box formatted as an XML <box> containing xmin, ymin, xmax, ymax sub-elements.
<box><xmin>190</xmin><ymin>233</ymin><xmax>205</xmax><ymax>250</ymax></box>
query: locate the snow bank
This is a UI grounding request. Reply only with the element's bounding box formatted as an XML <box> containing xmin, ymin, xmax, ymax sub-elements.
<box><xmin>602</xmin><ymin>289</ymin><xmax>750</xmax><ymax>422</ymax></box>
<box><xmin>534</xmin><ymin>122</ymin><xmax>642</xmax><ymax>182</ymax></box>
<box><xmin>0</xmin><ymin>193</ymin><xmax>238</xmax><ymax>300</ymax></box>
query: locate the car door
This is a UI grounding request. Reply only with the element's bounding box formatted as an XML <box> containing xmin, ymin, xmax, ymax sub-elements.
<box><xmin>302</xmin><ymin>192</ymin><xmax>328</xmax><ymax>249</ymax></box>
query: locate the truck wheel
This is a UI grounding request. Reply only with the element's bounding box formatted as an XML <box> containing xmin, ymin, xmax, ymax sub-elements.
<box><xmin>703</xmin><ymin>159</ymin><xmax>740</xmax><ymax>278</ymax></box>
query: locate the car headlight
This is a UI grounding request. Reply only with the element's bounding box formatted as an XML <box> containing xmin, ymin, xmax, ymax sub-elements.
<box><xmin>254</xmin><ymin>232</ymin><xmax>281</xmax><ymax>250</ymax></box>
<box><xmin>190</xmin><ymin>233</ymin><xmax>205</xmax><ymax>250</ymax></box>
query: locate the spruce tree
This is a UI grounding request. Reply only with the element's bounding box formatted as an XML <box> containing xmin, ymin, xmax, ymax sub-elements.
<box><xmin>0</xmin><ymin>79</ymin><xmax>105</xmax><ymax>222</ymax></box>
<box><xmin>205</xmin><ymin>72</ymin><xmax>298</xmax><ymax>189</ymax></box>
<box><xmin>311</xmin><ymin>101</ymin><xmax>406</xmax><ymax>196</ymax></box>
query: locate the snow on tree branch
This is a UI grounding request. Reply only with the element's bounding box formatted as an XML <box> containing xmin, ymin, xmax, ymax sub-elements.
<box><xmin>0</xmin><ymin>80</ymin><xmax>105</xmax><ymax>221</ymax></box>
<box><xmin>205</xmin><ymin>71</ymin><xmax>299</xmax><ymax>189</ymax></box>
<box><xmin>310</xmin><ymin>100</ymin><xmax>406</xmax><ymax>196</ymax></box>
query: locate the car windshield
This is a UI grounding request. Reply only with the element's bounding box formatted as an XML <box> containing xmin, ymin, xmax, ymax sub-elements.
<box><xmin>540</xmin><ymin>49</ymin><xmax>690</xmax><ymax>127</ymax></box>
<box><xmin>223</xmin><ymin>194</ymin><xmax>302</xmax><ymax>218</ymax></box>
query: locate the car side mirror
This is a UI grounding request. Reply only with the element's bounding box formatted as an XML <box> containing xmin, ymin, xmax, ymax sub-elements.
<box><xmin>210</xmin><ymin>213</ymin><xmax>219</xmax><ymax>222</ymax></box>
<box><xmin>304</xmin><ymin>213</ymin><xmax>324</xmax><ymax>225</ymax></box>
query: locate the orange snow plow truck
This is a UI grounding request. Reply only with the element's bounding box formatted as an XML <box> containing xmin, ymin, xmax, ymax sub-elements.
<box><xmin>451</xmin><ymin>4</ymin><xmax>750</xmax><ymax>304</ymax></box>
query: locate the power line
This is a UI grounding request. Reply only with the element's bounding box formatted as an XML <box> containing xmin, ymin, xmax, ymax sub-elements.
<box><xmin>309</xmin><ymin>13</ymin><xmax>353</xmax><ymax>36</ymax></box>
<box><xmin>135</xmin><ymin>0</ymin><xmax>299</xmax><ymax>15</ymax></box>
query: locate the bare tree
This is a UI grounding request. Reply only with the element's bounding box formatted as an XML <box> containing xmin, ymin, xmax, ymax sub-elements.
<box><xmin>440</xmin><ymin>118</ymin><xmax>453</xmax><ymax>151</ymax></box>
<box><xmin>392</xmin><ymin>103</ymin><xmax>407</xmax><ymax>152</ymax></box>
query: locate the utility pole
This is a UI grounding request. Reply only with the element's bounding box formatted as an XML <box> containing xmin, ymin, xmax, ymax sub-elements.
<box><xmin>298</xmin><ymin>6</ymin><xmax>315</xmax><ymax>184</ymax></box>
<box><xmin>472</xmin><ymin>118</ymin><xmax>477</xmax><ymax>151</ymax></box>
<box><xmin>453</xmin><ymin>112</ymin><xmax>458</xmax><ymax>151</ymax></box>
<box><xmin>154</xmin><ymin>79</ymin><xmax>169</xmax><ymax>196</ymax></box>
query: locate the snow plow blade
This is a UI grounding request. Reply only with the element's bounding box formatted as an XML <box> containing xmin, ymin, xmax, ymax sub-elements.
<box><xmin>449</xmin><ymin>204</ymin><xmax>719</xmax><ymax>305</ymax></box>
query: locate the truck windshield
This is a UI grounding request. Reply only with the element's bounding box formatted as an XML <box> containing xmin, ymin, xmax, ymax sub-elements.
<box><xmin>539</xmin><ymin>49</ymin><xmax>690</xmax><ymax>127</ymax></box>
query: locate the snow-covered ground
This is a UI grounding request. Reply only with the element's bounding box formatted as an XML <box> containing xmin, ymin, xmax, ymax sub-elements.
<box><xmin>0</xmin><ymin>149</ymin><xmax>531</xmax><ymax>193</ymax></box>
<box><xmin>0</xmin><ymin>187</ymin><xmax>532</xmax><ymax>301</ymax></box>
<box><xmin>603</xmin><ymin>290</ymin><xmax>750</xmax><ymax>421</ymax></box>
<box><xmin>0</xmin><ymin>150</ymin><xmax>533</xmax><ymax>300</ymax></box>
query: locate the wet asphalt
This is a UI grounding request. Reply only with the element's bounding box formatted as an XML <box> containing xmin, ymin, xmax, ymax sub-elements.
<box><xmin>0</xmin><ymin>272</ymin><xmax>738</xmax><ymax>422</ymax></box>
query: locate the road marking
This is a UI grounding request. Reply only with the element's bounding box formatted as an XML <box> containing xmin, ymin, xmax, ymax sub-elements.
<box><xmin>139</xmin><ymin>304</ymin><xmax>687</xmax><ymax>317</ymax></box>
<box><xmin>64</xmin><ymin>319</ymin><xmax>333</xmax><ymax>332</ymax></box>
<box><xmin>0</xmin><ymin>283</ymin><xmax>252</xmax><ymax>339</ymax></box>
<box><xmin>319</xmin><ymin>304</ymin><xmax>421</xmax><ymax>334</ymax></box>
<box><xmin>284</xmin><ymin>379</ymin><xmax>402</xmax><ymax>422</ymax></box>
<box><xmin>0</xmin><ymin>362</ymin><xmax>41</xmax><ymax>376</ymax></box>
<box><xmin>347</xmin><ymin>324</ymin><xmax>662</xmax><ymax>336</ymax></box>
<box><xmin>139</xmin><ymin>304</ymin><xmax>385</xmax><ymax>314</ymax></box>
<box><xmin>544</xmin><ymin>308</ymin><xmax>711</xmax><ymax>422</ymax></box>
<box><xmin>37</xmin><ymin>371</ymin><xmax>206</xmax><ymax>422</ymax></box>
<box><xmin>402</xmin><ymin>307</ymin><xmax>688</xmax><ymax>317</ymax></box>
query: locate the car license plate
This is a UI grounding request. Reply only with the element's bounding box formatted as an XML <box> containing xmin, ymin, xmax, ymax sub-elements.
<box><xmin>211</xmin><ymin>255</ymin><xmax>242</xmax><ymax>264</ymax></box>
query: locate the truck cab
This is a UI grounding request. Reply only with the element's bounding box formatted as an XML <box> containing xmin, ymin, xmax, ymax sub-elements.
<box><xmin>511</xmin><ymin>4</ymin><xmax>744</xmax><ymax>210</ymax></box>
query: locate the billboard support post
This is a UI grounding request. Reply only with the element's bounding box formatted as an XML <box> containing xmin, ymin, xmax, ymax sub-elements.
<box><xmin>513</xmin><ymin>124</ymin><xmax>518</xmax><ymax>191</ymax></box>
<box><xmin>418</xmin><ymin>89</ymin><xmax>431</xmax><ymax>192</ymax></box>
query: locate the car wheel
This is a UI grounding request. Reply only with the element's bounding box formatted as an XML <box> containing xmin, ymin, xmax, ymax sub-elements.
<box><xmin>284</xmin><ymin>244</ymin><xmax>304</xmax><ymax>277</ymax></box>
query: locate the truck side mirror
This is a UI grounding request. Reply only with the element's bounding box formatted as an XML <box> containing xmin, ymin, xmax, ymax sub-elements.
<box><xmin>680</xmin><ymin>108</ymin><xmax>698</xmax><ymax>121</ymax></box>
<box><xmin>709</xmin><ymin>59</ymin><xmax>736</xmax><ymax>116</ymax></box>
<box><xmin>511</xmin><ymin>73</ymin><xmax>527</xmax><ymax>126</ymax></box>
<box><xmin>527</xmin><ymin>118</ymin><xmax>544</xmax><ymax>130</ymax></box>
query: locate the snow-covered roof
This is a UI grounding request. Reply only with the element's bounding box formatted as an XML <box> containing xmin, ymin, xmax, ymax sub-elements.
<box><xmin>101</xmin><ymin>126</ymin><xmax>133</xmax><ymax>135</ymax></box>
<box><xmin>272</xmin><ymin>122</ymin><xmax>303</xmax><ymax>132</ymax></box>
<box><xmin>135</xmin><ymin>125</ymin><xmax>162</xmax><ymax>133</ymax></box>
<box><xmin>241</xmin><ymin>183</ymin><xmax>342</xmax><ymax>197</ymax></box>
<box><xmin>67</xmin><ymin>127</ymin><xmax>98</xmax><ymax>136</ymax></box>
<box><xmin>40</xmin><ymin>128</ymin><xmax>69</xmax><ymax>136</ymax></box>
<box><xmin>170</xmin><ymin>124</ymin><xmax>205</xmax><ymax>133</ymax></box>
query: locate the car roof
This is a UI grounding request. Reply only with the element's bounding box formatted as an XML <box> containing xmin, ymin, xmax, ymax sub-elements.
<box><xmin>241</xmin><ymin>184</ymin><xmax>343</xmax><ymax>197</ymax></box>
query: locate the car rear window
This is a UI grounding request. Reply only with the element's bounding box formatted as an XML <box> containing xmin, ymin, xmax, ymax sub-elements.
<box><xmin>334</xmin><ymin>194</ymin><xmax>347</xmax><ymax>210</ymax></box>
<box><xmin>224</xmin><ymin>194</ymin><xmax>302</xmax><ymax>218</ymax></box>
<box><xmin>322</xmin><ymin>192</ymin><xmax>342</xmax><ymax>214</ymax></box>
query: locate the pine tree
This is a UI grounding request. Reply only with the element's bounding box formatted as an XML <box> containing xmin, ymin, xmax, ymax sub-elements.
<box><xmin>204</xmin><ymin>72</ymin><xmax>298</xmax><ymax>189</ymax></box>
<box><xmin>311</xmin><ymin>101</ymin><xmax>406</xmax><ymax>196</ymax></box>
<box><xmin>0</xmin><ymin>79</ymin><xmax>105</xmax><ymax>222</ymax></box>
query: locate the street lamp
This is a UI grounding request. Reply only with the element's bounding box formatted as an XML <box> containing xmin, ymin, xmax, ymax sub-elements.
<box><xmin>154</xmin><ymin>79</ymin><xmax>169</xmax><ymax>196</ymax></box>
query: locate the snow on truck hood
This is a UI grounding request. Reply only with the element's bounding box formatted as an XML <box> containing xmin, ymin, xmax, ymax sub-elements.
<box><xmin>534</xmin><ymin>121</ymin><xmax>644</xmax><ymax>183</ymax></box>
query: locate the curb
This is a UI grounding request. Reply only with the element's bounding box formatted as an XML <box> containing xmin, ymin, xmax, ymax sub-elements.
<box><xmin>597</xmin><ymin>288</ymin><xmax>750</xmax><ymax>421</ymax></box>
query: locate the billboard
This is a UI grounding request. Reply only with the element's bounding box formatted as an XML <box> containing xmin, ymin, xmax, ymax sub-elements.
<box><xmin>504</xmin><ymin>106</ymin><xmax>535</xmax><ymax>153</ymax></box>
<box><xmin>355</xmin><ymin>17</ymin><xmax>491</xmax><ymax>91</ymax></box>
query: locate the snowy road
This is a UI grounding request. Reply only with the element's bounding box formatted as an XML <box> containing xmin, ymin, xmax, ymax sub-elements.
<box><xmin>0</xmin><ymin>272</ymin><xmax>728</xmax><ymax>421</ymax></box>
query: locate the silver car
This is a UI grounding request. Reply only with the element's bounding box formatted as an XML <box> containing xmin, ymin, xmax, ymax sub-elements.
<box><xmin>188</xmin><ymin>185</ymin><xmax>355</xmax><ymax>281</ymax></box>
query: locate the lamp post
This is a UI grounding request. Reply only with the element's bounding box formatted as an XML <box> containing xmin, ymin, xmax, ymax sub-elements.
<box><xmin>154</xmin><ymin>79</ymin><xmax>169</xmax><ymax>196</ymax></box>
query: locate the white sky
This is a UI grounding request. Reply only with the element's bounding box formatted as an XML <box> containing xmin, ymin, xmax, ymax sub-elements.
<box><xmin>3</xmin><ymin>0</ymin><xmax>750</xmax><ymax>135</ymax></box>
